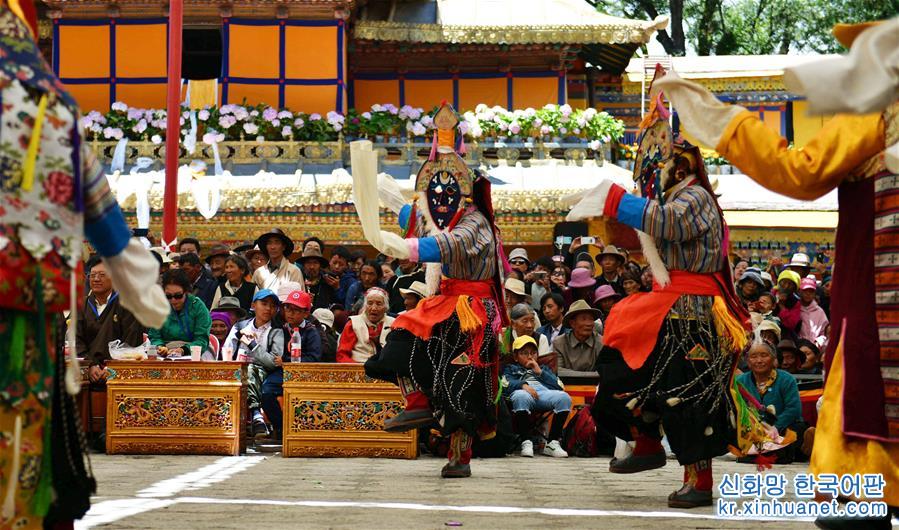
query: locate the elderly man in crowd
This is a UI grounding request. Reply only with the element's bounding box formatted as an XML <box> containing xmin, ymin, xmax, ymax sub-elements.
<box><xmin>336</xmin><ymin>287</ymin><xmax>394</xmax><ymax>363</ymax></box>
<box><xmin>595</xmin><ymin>245</ymin><xmax>626</xmax><ymax>296</ymax></box>
<box><xmin>77</xmin><ymin>257</ymin><xmax>145</xmax><ymax>383</ymax></box>
<box><xmin>553</xmin><ymin>300</ymin><xmax>603</xmax><ymax>372</ymax></box>
<box><xmin>298</xmin><ymin>246</ymin><xmax>335</xmax><ymax>310</ymax></box>
<box><xmin>177</xmin><ymin>252</ymin><xmax>218</xmax><ymax>309</ymax></box>
<box><xmin>205</xmin><ymin>244</ymin><xmax>232</xmax><ymax>281</ymax></box>
<box><xmin>252</xmin><ymin>228</ymin><xmax>304</xmax><ymax>293</ymax></box>
<box><xmin>501</xmin><ymin>303</ymin><xmax>552</xmax><ymax>358</ymax></box>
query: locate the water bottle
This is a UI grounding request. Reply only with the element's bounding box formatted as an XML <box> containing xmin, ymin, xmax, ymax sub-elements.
<box><xmin>290</xmin><ymin>329</ymin><xmax>302</xmax><ymax>363</ymax></box>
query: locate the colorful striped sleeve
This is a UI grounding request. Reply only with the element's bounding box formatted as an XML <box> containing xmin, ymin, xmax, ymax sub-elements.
<box><xmin>639</xmin><ymin>186</ymin><xmax>714</xmax><ymax>243</ymax></box>
<box><xmin>82</xmin><ymin>145</ymin><xmax>132</xmax><ymax>257</ymax></box>
<box><xmin>432</xmin><ymin>210</ymin><xmax>490</xmax><ymax>271</ymax></box>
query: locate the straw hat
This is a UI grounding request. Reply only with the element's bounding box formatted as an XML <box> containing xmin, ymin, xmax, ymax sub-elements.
<box><xmin>563</xmin><ymin>299</ymin><xmax>601</xmax><ymax>324</ymax></box>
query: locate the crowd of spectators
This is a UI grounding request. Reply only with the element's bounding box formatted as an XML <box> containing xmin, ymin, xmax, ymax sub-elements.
<box><xmin>77</xmin><ymin>229</ymin><xmax>827</xmax><ymax>460</ymax></box>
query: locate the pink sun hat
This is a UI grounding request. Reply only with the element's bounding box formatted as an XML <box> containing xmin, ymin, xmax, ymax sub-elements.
<box><xmin>568</xmin><ymin>268</ymin><xmax>597</xmax><ymax>289</ymax></box>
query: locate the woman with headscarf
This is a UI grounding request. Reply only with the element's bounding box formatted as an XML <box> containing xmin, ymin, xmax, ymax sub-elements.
<box><xmin>207</xmin><ymin>311</ymin><xmax>233</xmax><ymax>360</ymax></box>
<box><xmin>336</xmin><ymin>287</ymin><xmax>395</xmax><ymax>363</ymax></box>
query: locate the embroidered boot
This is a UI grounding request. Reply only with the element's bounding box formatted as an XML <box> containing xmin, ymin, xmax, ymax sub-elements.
<box><xmin>441</xmin><ymin>430</ymin><xmax>472</xmax><ymax>478</ymax></box>
<box><xmin>383</xmin><ymin>377</ymin><xmax>435</xmax><ymax>432</ymax></box>
<box><xmin>668</xmin><ymin>459</ymin><xmax>713</xmax><ymax>508</ymax></box>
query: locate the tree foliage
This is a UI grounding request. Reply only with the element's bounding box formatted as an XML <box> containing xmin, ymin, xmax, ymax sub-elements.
<box><xmin>595</xmin><ymin>0</ymin><xmax>899</xmax><ymax>56</ymax></box>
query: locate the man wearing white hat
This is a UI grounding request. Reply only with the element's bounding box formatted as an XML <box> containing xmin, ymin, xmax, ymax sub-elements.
<box><xmin>399</xmin><ymin>281</ymin><xmax>429</xmax><ymax>313</ymax></box>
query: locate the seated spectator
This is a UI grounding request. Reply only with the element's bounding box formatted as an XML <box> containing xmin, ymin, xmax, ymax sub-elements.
<box><xmin>205</xmin><ymin>244</ymin><xmax>231</xmax><ymax>281</ymax></box>
<box><xmin>553</xmin><ymin>300</ymin><xmax>603</xmax><ymax>372</ymax></box>
<box><xmin>336</xmin><ymin>288</ymin><xmax>394</xmax><ymax>363</ymax></box>
<box><xmin>77</xmin><ymin>258</ymin><xmax>145</xmax><ymax>383</ymax></box>
<box><xmin>212</xmin><ymin>255</ymin><xmax>257</xmax><ymax>310</ymax></box>
<box><xmin>312</xmin><ymin>308</ymin><xmax>339</xmax><ymax>362</ymax></box>
<box><xmin>178</xmin><ymin>252</ymin><xmax>218</xmax><ymax>309</ymax></box>
<box><xmin>798</xmin><ymin>277</ymin><xmax>829</xmax><ymax>351</ymax></box>
<box><xmin>281</xmin><ymin>290</ymin><xmax>322</xmax><ymax>362</ymax></box>
<box><xmin>302</xmin><ymin>237</ymin><xmax>325</xmax><ymax>255</ymax></box>
<box><xmin>256</xmin><ymin>290</ymin><xmax>324</xmax><ymax>439</ymax></box>
<box><xmin>216</xmin><ymin>296</ymin><xmax>248</xmax><ymax>327</ymax></box>
<box><xmin>595</xmin><ymin>245</ymin><xmax>626</xmax><ymax>296</ymax></box>
<box><xmin>149</xmin><ymin>269</ymin><xmax>211</xmax><ymax>357</ymax></box>
<box><xmin>737</xmin><ymin>269</ymin><xmax>765</xmax><ymax>309</ymax></box>
<box><xmin>346</xmin><ymin>260</ymin><xmax>383</xmax><ymax>313</ymax></box>
<box><xmin>776</xmin><ymin>270</ymin><xmax>802</xmax><ymax>340</ymax></box>
<box><xmin>208</xmin><ymin>311</ymin><xmax>233</xmax><ymax>359</ymax></box>
<box><xmin>526</xmin><ymin>256</ymin><xmax>557</xmax><ymax>311</ymax></box>
<box><xmin>503</xmin><ymin>336</ymin><xmax>570</xmax><ymax>458</ymax></box>
<box><xmin>223</xmin><ymin>289</ymin><xmax>285</xmax><ymax>438</ymax></box>
<box><xmin>501</xmin><ymin>303</ymin><xmax>552</xmax><ymax>357</ymax></box>
<box><xmin>385</xmin><ymin>259</ymin><xmax>426</xmax><ymax>315</ymax></box>
<box><xmin>179</xmin><ymin>237</ymin><xmax>201</xmax><ymax>256</ymax></box>
<box><xmin>245</xmin><ymin>246</ymin><xmax>267</xmax><ymax>273</ymax></box>
<box><xmin>328</xmin><ymin>246</ymin><xmax>357</xmax><ymax>306</ymax></box>
<box><xmin>621</xmin><ymin>271</ymin><xmax>642</xmax><ymax>296</ymax></box>
<box><xmin>757</xmin><ymin>320</ymin><xmax>781</xmax><ymax>349</ymax></box>
<box><xmin>381</xmin><ymin>263</ymin><xmax>396</xmax><ymax>284</ymax></box>
<box><xmin>504</xmin><ymin>277</ymin><xmax>528</xmax><ymax>308</ymax></box>
<box><xmin>298</xmin><ymin>246</ymin><xmax>336</xmax><ymax>310</ymax></box>
<box><xmin>640</xmin><ymin>265</ymin><xmax>653</xmax><ymax>292</ymax></box>
<box><xmin>737</xmin><ymin>340</ymin><xmax>812</xmax><ymax>463</ymax></box>
<box><xmin>563</xmin><ymin>268</ymin><xmax>596</xmax><ymax>308</ymax></box>
<box><xmin>777</xmin><ymin>339</ymin><xmax>802</xmax><ymax>374</ymax></box>
<box><xmin>755</xmin><ymin>292</ymin><xmax>778</xmax><ymax>321</ymax></box>
<box><xmin>399</xmin><ymin>281</ymin><xmax>428</xmax><ymax>314</ymax></box>
<box><xmin>550</xmin><ymin>264</ymin><xmax>570</xmax><ymax>293</ymax></box>
<box><xmin>252</xmin><ymin>228</ymin><xmax>304</xmax><ymax>293</ymax></box>
<box><xmin>593</xmin><ymin>285</ymin><xmax>621</xmax><ymax>322</ymax></box>
<box><xmin>796</xmin><ymin>339</ymin><xmax>823</xmax><ymax>375</ymax></box>
<box><xmin>537</xmin><ymin>293</ymin><xmax>569</xmax><ymax>345</ymax></box>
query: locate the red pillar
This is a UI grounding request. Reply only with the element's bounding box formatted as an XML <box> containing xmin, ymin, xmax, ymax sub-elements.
<box><xmin>162</xmin><ymin>0</ymin><xmax>183</xmax><ymax>248</ymax></box>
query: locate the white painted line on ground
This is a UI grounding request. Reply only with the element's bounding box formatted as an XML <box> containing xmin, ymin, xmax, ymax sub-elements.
<box><xmin>171</xmin><ymin>496</ymin><xmax>818</xmax><ymax>523</ymax></box>
<box><xmin>136</xmin><ymin>456</ymin><xmax>265</xmax><ymax>498</ymax></box>
<box><xmin>76</xmin><ymin>456</ymin><xmax>265</xmax><ymax>529</ymax></box>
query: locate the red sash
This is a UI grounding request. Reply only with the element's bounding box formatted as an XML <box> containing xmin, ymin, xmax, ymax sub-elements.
<box><xmin>605</xmin><ymin>270</ymin><xmax>728</xmax><ymax>370</ymax></box>
<box><xmin>393</xmin><ymin>278</ymin><xmax>496</xmax><ymax>340</ymax></box>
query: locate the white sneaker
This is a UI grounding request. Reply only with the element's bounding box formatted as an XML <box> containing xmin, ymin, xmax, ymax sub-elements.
<box><xmin>520</xmin><ymin>439</ymin><xmax>534</xmax><ymax>457</ymax></box>
<box><xmin>543</xmin><ymin>439</ymin><xmax>568</xmax><ymax>458</ymax></box>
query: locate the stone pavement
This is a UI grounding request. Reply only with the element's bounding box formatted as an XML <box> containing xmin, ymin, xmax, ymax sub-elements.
<box><xmin>76</xmin><ymin>452</ymin><xmax>832</xmax><ymax>529</ymax></box>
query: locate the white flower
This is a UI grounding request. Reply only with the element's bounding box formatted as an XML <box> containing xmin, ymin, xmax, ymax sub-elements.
<box><xmin>294</xmin><ymin>118</ymin><xmax>305</xmax><ymax>128</ymax></box>
<box><xmin>198</xmin><ymin>109</ymin><xmax>210</xmax><ymax>121</ymax></box>
<box><xmin>543</xmin><ymin>103</ymin><xmax>557</xmax><ymax>111</ymax></box>
<box><xmin>310</xmin><ymin>113</ymin><xmax>322</xmax><ymax>121</ymax></box>
<box><xmin>420</xmin><ymin>115</ymin><xmax>433</xmax><ymax>127</ymax></box>
<box><xmin>78</xmin><ymin>116</ymin><xmax>93</xmax><ymax>129</ymax></box>
<box><xmin>281</xmin><ymin>126</ymin><xmax>293</xmax><ymax>137</ymax></box>
<box><xmin>262</xmin><ymin>107</ymin><xmax>278</xmax><ymax>121</ymax></box>
<box><xmin>255</xmin><ymin>135</ymin><xmax>265</xmax><ymax>142</ymax></box>
<box><xmin>219</xmin><ymin>104</ymin><xmax>235</xmax><ymax>115</ymax></box>
<box><xmin>127</xmin><ymin>108</ymin><xmax>144</xmax><ymax>120</ymax></box>
<box><xmin>243</xmin><ymin>123</ymin><xmax>259</xmax><ymax>135</ymax></box>
<box><xmin>272</xmin><ymin>119</ymin><xmax>280</xmax><ymax>127</ymax></box>
<box><xmin>277</xmin><ymin>110</ymin><xmax>293</xmax><ymax>119</ymax></box>
<box><xmin>202</xmin><ymin>131</ymin><xmax>224</xmax><ymax>144</ymax></box>
<box><xmin>133</xmin><ymin>119</ymin><xmax>148</xmax><ymax>134</ymax></box>
<box><xmin>151</xmin><ymin>134</ymin><xmax>163</xmax><ymax>144</ymax></box>
<box><xmin>583</xmin><ymin>107</ymin><xmax>597</xmax><ymax>119</ymax></box>
<box><xmin>111</xmin><ymin>101</ymin><xmax>128</xmax><ymax>112</ymax></box>
<box><xmin>468</xmin><ymin>122</ymin><xmax>483</xmax><ymax>138</ymax></box>
<box><xmin>102</xmin><ymin>126</ymin><xmax>122</xmax><ymax>139</ymax></box>
<box><xmin>508</xmin><ymin>122</ymin><xmax>521</xmax><ymax>135</ymax></box>
<box><xmin>218</xmin><ymin>115</ymin><xmax>237</xmax><ymax>128</ymax></box>
<box><xmin>576</xmin><ymin>117</ymin><xmax>587</xmax><ymax>128</ymax></box>
<box><xmin>182</xmin><ymin>110</ymin><xmax>190</xmax><ymax>119</ymax></box>
<box><xmin>573</xmin><ymin>128</ymin><xmax>581</xmax><ymax>135</ymax></box>
<box><xmin>86</xmin><ymin>110</ymin><xmax>105</xmax><ymax>123</ymax></box>
<box><xmin>540</xmin><ymin>125</ymin><xmax>552</xmax><ymax>135</ymax></box>
<box><xmin>411</xmin><ymin>121</ymin><xmax>427</xmax><ymax>136</ymax></box>
<box><xmin>534</xmin><ymin>118</ymin><xmax>543</xmax><ymax>127</ymax></box>
<box><xmin>361</xmin><ymin>112</ymin><xmax>371</xmax><ymax>119</ymax></box>
<box><xmin>559</xmin><ymin>126</ymin><xmax>567</xmax><ymax>134</ymax></box>
<box><xmin>250</xmin><ymin>110</ymin><xmax>259</xmax><ymax>117</ymax></box>
<box><xmin>588</xmin><ymin>140</ymin><xmax>601</xmax><ymax>150</ymax></box>
<box><xmin>475</xmin><ymin>104</ymin><xmax>489</xmax><ymax>113</ymax></box>
<box><xmin>560</xmin><ymin>104</ymin><xmax>572</xmax><ymax>117</ymax></box>
<box><xmin>371</xmin><ymin>104</ymin><xmax>384</xmax><ymax>112</ymax></box>
<box><xmin>233</xmin><ymin>107</ymin><xmax>249</xmax><ymax>120</ymax></box>
<box><xmin>384</xmin><ymin>104</ymin><xmax>398</xmax><ymax>115</ymax></box>
<box><xmin>326</xmin><ymin>111</ymin><xmax>345</xmax><ymax>125</ymax></box>
<box><xmin>524</xmin><ymin>107</ymin><xmax>537</xmax><ymax>117</ymax></box>
<box><xmin>457</xmin><ymin>121</ymin><xmax>470</xmax><ymax>135</ymax></box>
<box><xmin>90</xmin><ymin>123</ymin><xmax>102</xmax><ymax>133</ymax></box>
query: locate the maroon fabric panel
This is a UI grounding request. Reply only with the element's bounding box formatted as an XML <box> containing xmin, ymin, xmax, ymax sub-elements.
<box><xmin>828</xmin><ymin>179</ymin><xmax>889</xmax><ymax>438</ymax></box>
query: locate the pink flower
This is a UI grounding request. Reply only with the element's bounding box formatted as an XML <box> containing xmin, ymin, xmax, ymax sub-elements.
<box><xmin>281</xmin><ymin>126</ymin><xmax>293</xmax><ymax>137</ymax></box>
<box><xmin>198</xmin><ymin>109</ymin><xmax>210</xmax><ymax>121</ymax></box>
<box><xmin>243</xmin><ymin>123</ymin><xmax>259</xmax><ymax>135</ymax></box>
<box><xmin>263</xmin><ymin>107</ymin><xmax>278</xmax><ymax>121</ymax></box>
<box><xmin>294</xmin><ymin>118</ymin><xmax>305</xmax><ymax>128</ymax></box>
<box><xmin>111</xmin><ymin>101</ymin><xmax>128</xmax><ymax>112</ymax></box>
<box><xmin>310</xmin><ymin>113</ymin><xmax>322</xmax><ymax>121</ymax></box>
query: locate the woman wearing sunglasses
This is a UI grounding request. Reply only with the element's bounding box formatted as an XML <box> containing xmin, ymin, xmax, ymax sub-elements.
<box><xmin>148</xmin><ymin>269</ymin><xmax>212</xmax><ymax>357</ymax></box>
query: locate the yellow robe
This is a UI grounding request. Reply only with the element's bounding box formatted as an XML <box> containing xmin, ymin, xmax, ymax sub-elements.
<box><xmin>717</xmin><ymin>109</ymin><xmax>898</xmax><ymax>505</ymax></box>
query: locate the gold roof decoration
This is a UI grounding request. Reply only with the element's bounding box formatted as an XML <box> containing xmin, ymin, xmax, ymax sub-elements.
<box><xmin>355</xmin><ymin>0</ymin><xmax>666</xmax><ymax>46</ymax></box>
<box><xmin>354</xmin><ymin>20</ymin><xmax>665</xmax><ymax>46</ymax></box>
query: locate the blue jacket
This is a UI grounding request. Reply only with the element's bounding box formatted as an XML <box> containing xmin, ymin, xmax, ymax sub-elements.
<box><xmin>736</xmin><ymin>369</ymin><xmax>802</xmax><ymax>433</ymax></box>
<box><xmin>335</xmin><ymin>271</ymin><xmax>358</xmax><ymax>308</ymax></box>
<box><xmin>284</xmin><ymin>320</ymin><xmax>323</xmax><ymax>362</ymax></box>
<box><xmin>193</xmin><ymin>268</ymin><xmax>219</xmax><ymax>309</ymax></box>
<box><xmin>502</xmin><ymin>362</ymin><xmax>563</xmax><ymax>396</ymax></box>
<box><xmin>536</xmin><ymin>322</ymin><xmax>569</xmax><ymax>345</ymax></box>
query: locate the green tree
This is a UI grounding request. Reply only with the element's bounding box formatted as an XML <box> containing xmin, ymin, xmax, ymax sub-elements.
<box><xmin>594</xmin><ymin>0</ymin><xmax>899</xmax><ymax>56</ymax></box>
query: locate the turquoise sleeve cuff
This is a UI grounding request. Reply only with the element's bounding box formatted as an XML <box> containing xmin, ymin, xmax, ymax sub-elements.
<box><xmin>616</xmin><ymin>193</ymin><xmax>648</xmax><ymax>231</ymax></box>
